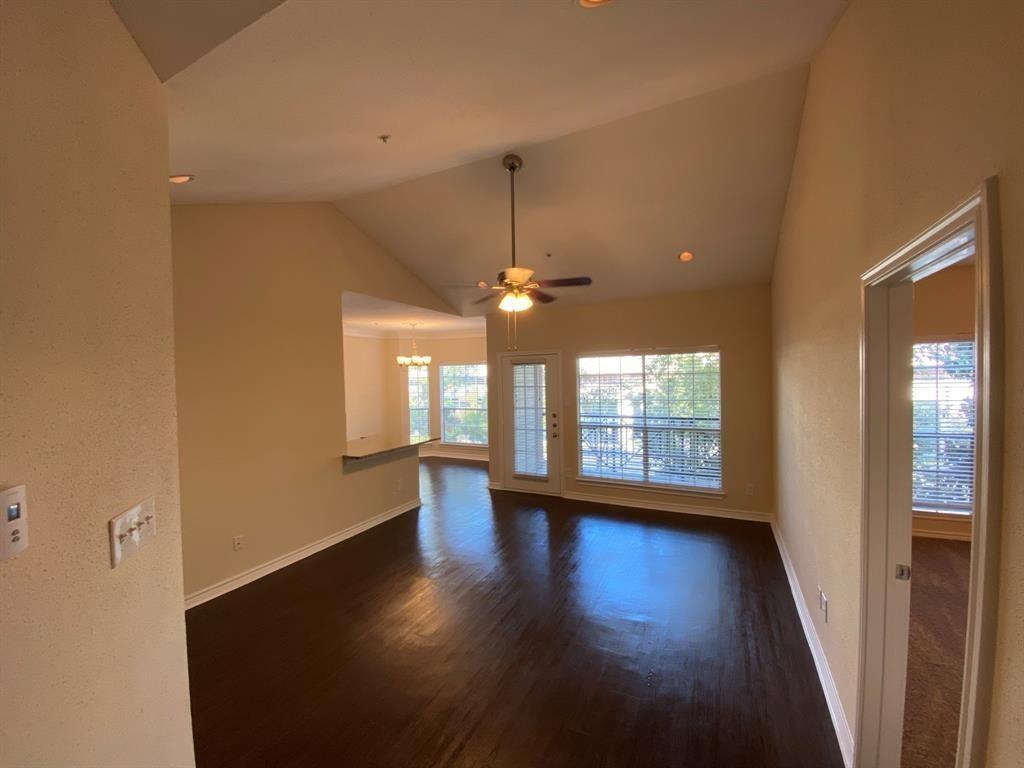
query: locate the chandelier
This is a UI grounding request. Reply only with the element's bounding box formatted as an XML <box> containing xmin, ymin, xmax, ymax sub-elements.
<box><xmin>396</xmin><ymin>323</ymin><xmax>431</xmax><ymax>367</ymax></box>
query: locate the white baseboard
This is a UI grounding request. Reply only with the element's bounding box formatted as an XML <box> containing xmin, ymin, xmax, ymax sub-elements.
<box><xmin>771</xmin><ymin>521</ymin><xmax>854</xmax><ymax>768</ymax></box>
<box><xmin>563</xmin><ymin>490</ymin><xmax>770</xmax><ymax>523</ymax></box>
<box><xmin>419</xmin><ymin>446</ymin><xmax>489</xmax><ymax>462</ymax></box>
<box><xmin>184</xmin><ymin>497</ymin><xmax>422</xmax><ymax>609</ymax></box>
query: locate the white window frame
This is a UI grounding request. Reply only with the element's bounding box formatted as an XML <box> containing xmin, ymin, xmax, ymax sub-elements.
<box><xmin>439</xmin><ymin>363</ymin><xmax>489</xmax><ymax>446</ymax></box>
<box><xmin>911</xmin><ymin>337</ymin><xmax>976</xmax><ymax>516</ymax></box>
<box><xmin>574</xmin><ymin>346</ymin><xmax>724</xmax><ymax>497</ymax></box>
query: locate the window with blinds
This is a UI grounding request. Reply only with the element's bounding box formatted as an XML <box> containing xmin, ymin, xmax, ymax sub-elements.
<box><xmin>912</xmin><ymin>340</ymin><xmax>975</xmax><ymax>513</ymax></box>
<box><xmin>513</xmin><ymin>362</ymin><xmax>548</xmax><ymax>477</ymax></box>
<box><xmin>577</xmin><ymin>351</ymin><xmax>722</xmax><ymax>491</ymax></box>
<box><xmin>440</xmin><ymin>364</ymin><xmax>488</xmax><ymax>445</ymax></box>
<box><xmin>407</xmin><ymin>366</ymin><xmax>430</xmax><ymax>442</ymax></box>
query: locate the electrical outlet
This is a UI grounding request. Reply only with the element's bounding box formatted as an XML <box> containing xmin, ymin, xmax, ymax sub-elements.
<box><xmin>232</xmin><ymin>535</ymin><xmax>244</xmax><ymax>552</ymax></box>
<box><xmin>744</xmin><ymin>482</ymin><xmax>755</xmax><ymax>496</ymax></box>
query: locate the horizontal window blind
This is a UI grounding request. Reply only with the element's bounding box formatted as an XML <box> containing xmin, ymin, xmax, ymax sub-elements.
<box><xmin>578</xmin><ymin>351</ymin><xmax>721</xmax><ymax>491</ymax></box>
<box><xmin>513</xmin><ymin>362</ymin><xmax>548</xmax><ymax>477</ymax></box>
<box><xmin>408</xmin><ymin>366</ymin><xmax>430</xmax><ymax>442</ymax></box>
<box><xmin>912</xmin><ymin>341</ymin><xmax>975</xmax><ymax>512</ymax></box>
<box><xmin>441</xmin><ymin>364</ymin><xmax>488</xmax><ymax>445</ymax></box>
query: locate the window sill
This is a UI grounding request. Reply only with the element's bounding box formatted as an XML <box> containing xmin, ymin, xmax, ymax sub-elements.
<box><xmin>575</xmin><ymin>475</ymin><xmax>726</xmax><ymax>499</ymax></box>
<box><xmin>913</xmin><ymin>507</ymin><xmax>973</xmax><ymax>518</ymax></box>
<box><xmin>438</xmin><ymin>441</ymin><xmax>488</xmax><ymax>448</ymax></box>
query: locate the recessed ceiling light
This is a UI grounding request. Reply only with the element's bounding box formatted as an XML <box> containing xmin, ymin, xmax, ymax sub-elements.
<box><xmin>169</xmin><ymin>174</ymin><xmax>195</xmax><ymax>185</ymax></box>
<box><xmin>577</xmin><ymin>0</ymin><xmax>614</xmax><ymax>7</ymax></box>
<box><xmin>678</xmin><ymin>251</ymin><xmax>695</xmax><ymax>263</ymax></box>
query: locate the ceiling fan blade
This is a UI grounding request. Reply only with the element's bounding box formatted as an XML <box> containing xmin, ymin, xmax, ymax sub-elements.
<box><xmin>528</xmin><ymin>289</ymin><xmax>557</xmax><ymax>304</ymax></box>
<box><xmin>536</xmin><ymin>276</ymin><xmax>592</xmax><ymax>288</ymax></box>
<box><xmin>472</xmin><ymin>293</ymin><xmax>500</xmax><ymax>305</ymax></box>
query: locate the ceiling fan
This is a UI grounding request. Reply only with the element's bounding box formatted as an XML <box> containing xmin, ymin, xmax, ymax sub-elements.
<box><xmin>474</xmin><ymin>153</ymin><xmax>592</xmax><ymax>312</ymax></box>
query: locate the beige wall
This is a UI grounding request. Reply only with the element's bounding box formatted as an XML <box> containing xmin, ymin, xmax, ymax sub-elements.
<box><xmin>342</xmin><ymin>334</ymin><xmax>393</xmax><ymax>440</ymax></box>
<box><xmin>172</xmin><ymin>204</ymin><xmax>453</xmax><ymax>596</ymax></box>
<box><xmin>914</xmin><ymin>264</ymin><xmax>975</xmax><ymax>339</ymax></box>
<box><xmin>486</xmin><ymin>284</ymin><xmax>774</xmax><ymax>518</ymax></box>
<box><xmin>772</xmin><ymin>0</ymin><xmax>1023</xmax><ymax>759</ymax></box>
<box><xmin>0</xmin><ymin>1</ymin><xmax>194</xmax><ymax>764</ymax></box>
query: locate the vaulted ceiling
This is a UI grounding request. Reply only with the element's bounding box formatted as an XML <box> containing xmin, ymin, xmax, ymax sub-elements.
<box><xmin>116</xmin><ymin>0</ymin><xmax>846</xmax><ymax>313</ymax></box>
<box><xmin>338</xmin><ymin>67</ymin><xmax>807</xmax><ymax>314</ymax></box>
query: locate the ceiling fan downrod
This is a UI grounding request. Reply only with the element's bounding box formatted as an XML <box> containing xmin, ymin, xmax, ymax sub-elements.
<box><xmin>503</xmin><ymin>153</ymin><xmax>522</xmax><ymax>269</ymax></box>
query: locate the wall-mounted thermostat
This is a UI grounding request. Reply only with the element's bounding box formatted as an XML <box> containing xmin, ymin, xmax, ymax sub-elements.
<box><xmin>1</xmin><ymin>485</ymin><xmax>28</xmax><ymax>560</ymax></box>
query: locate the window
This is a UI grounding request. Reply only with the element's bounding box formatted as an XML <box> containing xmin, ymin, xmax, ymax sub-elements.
<box><xmin>407</xmin><ymin>366</ymin><xmax>430</xmax><ymax>442</ymax></box>
<box><xmin>440</xmin><ymin>364</ymin><xmax>488</xmax><ymax>445</ymax></box>
<box><xmin>912</xmin><ymin>340</ymin><xmax>975</xmax><ymax>513</ymax></box>
<box><xmin>512</xmin><ymin>361</ymin><xmax>547</xmax><ymax>476</ymax></box>
<box><xmin>577</xmin><ymin>351</ymin><xmax>721</xmax><ymax>491</ymax></box>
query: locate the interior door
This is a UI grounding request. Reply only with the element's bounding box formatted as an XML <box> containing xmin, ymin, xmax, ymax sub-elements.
<box><xmin>501</xmin><ymin>354</ymin><xmax>562</xmax><ymax>494</ymax></box>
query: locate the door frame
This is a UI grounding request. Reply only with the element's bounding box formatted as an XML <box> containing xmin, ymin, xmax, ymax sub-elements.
<box><xmin>855</xmin><ymin>178</ymin><xmax>1003</xmax><ymax>768</ymax></box>
<box><xmin>498</xmin><ymin>350</ymin><xmax>564</xmax><ymax>495</ymax></box>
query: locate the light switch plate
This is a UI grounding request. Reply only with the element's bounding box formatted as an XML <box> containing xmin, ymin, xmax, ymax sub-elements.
<box><xmin>109</xmin><ymin>497</ymin><xmax>156</xmax><ymax>568</ymax></box>
<box><xmin>1</xmin><ymin>485</ymin><xmax>28</xmax><ymax>560</ymax></box>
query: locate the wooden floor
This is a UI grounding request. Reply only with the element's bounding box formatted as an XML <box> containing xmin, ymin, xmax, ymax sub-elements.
<box><xmin>186</xmin><ymin>459</ymin><xmax>843</xmax><ymax>768</ymax></box>
<box><xmin>902</xmin><ymin>537</ymin><xmax>971</xmax><ymax>768</ymax></box>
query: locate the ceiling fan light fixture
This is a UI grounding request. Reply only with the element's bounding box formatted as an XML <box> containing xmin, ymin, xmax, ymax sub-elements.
<box><xmin>499</xmin><ymin>291</ymin><xmax>533</xmax><ymax>313</ymax></box>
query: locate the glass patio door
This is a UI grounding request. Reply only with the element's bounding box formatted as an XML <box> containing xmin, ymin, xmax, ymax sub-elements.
<box><xmin>501</xmin><ymin>354</ymin><xmax>562</xmax><ymax>494</ymax></box>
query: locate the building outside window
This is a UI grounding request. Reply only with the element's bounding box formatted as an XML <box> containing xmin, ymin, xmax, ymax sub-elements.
<box><xmin>577</xmin><ymin>350</ymin><xmax>722</xmax><ymax>491</ymax></box>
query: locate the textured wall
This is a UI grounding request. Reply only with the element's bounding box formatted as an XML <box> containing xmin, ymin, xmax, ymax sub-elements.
<box><xmin>172</xmin><ymin>204</ymin><xmax>452</xmax><ymax>596</ymax></box>
<box><xmin>913</xmin><ymin>265</ymin><xmax>975</xmax><ymax>339</ymax></box>
<box><xmin>0</xmin><ymin>1</ymin><xmax>194</xmax><ymax>764</ymax></box>
<box><xmin>485</xmin><ymin>283</ymin><xmax>774</xmax><ymax>518</ymax></box>
<box><xmin>772</xmin><ymin>0</ymin><xmax>1023</xmax><ymax>759</ymax></box>
<box><xmin>343</xmin><ymin>335</ymin><xmax>392</xmax><ymax>440</ymax></box>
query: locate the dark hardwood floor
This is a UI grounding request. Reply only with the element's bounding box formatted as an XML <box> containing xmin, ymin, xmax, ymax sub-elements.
<box><xmin>186</xmin><ymin>459</ymin><xmax>843</xmax><ymax>768</ymax></box>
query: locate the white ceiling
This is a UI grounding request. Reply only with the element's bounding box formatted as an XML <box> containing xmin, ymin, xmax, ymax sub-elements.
<box><xmin>165</xmin><ymin>0</ymin><xmax>844</xmax><ymax>203</ymax></box>
<box><xmin>110</xmin><ymin>0</ymin><xmax>287</xmax><ymax>81</ymax></box>
<box><xmin>339</xmin><ymin>66</ymin><xmax>808</xmax><ymax>314</ymax></box>
<box><xmin>342</xmin><ymin>292</ymin><xmax>484</xmax><ymax>338</ymax></box>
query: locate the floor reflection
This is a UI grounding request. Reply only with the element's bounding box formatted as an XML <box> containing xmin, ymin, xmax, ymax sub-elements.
<box><xmin>186</xmin><ymin>458</ymin><xmax>844</xmax><ymax>768</ymax></box>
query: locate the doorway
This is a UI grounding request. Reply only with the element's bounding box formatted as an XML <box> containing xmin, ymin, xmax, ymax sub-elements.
<box><xmin>855</xmin><ymin>180</ymin><xmax>1003</xmax><ymax>768</ymax></box>
<box><xmin>501</xmin><ymin>353</ymin><xmax>563</xmax><ymax>494</ymax></box>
